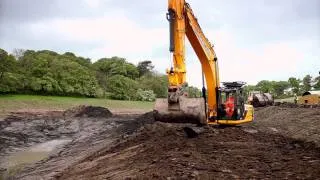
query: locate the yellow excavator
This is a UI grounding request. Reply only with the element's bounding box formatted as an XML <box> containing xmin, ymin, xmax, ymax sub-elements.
<box><xmin>153</xmin><ymin>0</ymin><xmax>254</xmax><ymax>125</ymax></box>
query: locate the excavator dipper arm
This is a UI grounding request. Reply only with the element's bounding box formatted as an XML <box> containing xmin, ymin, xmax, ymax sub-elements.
<box><xmin>184</xmin><ymin>3</ymin><xmax>220</xmax><ymax>119</ymax></box>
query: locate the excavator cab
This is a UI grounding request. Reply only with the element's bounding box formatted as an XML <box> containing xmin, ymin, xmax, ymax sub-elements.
<box><xmin>217</xmin><ymin>82</ymin><xmax>246</xmax><ymax>120</ymax></box>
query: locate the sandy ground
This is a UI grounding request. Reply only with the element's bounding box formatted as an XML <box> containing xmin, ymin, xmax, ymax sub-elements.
<box><xmin>0</xmin><ymin>105</ymin><xmax>319</xmax><ymax>179</ymax></box>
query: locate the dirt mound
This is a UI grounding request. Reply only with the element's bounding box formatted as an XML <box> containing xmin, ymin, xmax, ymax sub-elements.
<box><xmin>252</xmin><ymin>106</ymin><xmax>320</xmax><ymax>145</ymax></box>
<box><xmin>274</xmin><ymin>102</ymin><xmax>320</xmax><ymax>108</ymax></box>
<box><xmin>58</xmin><ymin>122</ymin><xmax>320</xmax><ymax>179</ymax></box>
<box><xmin>115</xmin><ymin>111</ymin><xmax>155</xmax><ymax>135</ymax></box>
<box><xmin>63</xmin><ymin>105</ymin><xmax>112</xmax><ymax>118</ymax></box>
<box><xmin>274</xmin><ymin>102</ymin><xmax>320</xmax><ymax>109</ymax></box>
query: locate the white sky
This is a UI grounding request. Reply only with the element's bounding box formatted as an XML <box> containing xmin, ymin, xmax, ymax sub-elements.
<box><xmin>0</xmin><ymin>0</ymin><xmax>319</xmax><ymax>88</ymax></box>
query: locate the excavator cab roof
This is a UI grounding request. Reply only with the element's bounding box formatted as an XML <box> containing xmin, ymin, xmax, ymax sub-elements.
<box><xmin>222</xmin><ymin>81</ymin><xmax>246</xmax><ymax>88</ymax></box>
<box><xmin>219</xmin><ymin>81</ymin><xmax>246</xmax><ymax>92</ymax></box>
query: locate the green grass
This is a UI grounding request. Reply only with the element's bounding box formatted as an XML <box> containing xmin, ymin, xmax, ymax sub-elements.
<box><xmin>0</xmin><ymin>95</ymin><xmax>154</xmax><ymax>116</ymax></box>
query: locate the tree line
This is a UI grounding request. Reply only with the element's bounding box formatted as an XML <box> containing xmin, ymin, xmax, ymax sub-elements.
<box><xmin>0</xmin><ymin>48</ymin><xmax>169</xmax><ymax>101</ymax></box>
<box><xmin>244</xmin><ymin>74</ymin><xmax>320</xmax><ymax>99</ymax></box>
<box><xmin>1</xmin><ymin>48</ymin><xmax>318</xmax><ymax>101</ymax></box>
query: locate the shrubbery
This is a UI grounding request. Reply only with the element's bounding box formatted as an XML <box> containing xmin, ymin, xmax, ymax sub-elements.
<box><xmin>0</xmin><ymin>48</ymin><xmax>170</xmax><ymax>101</ymax></box>
<box><xmin>136</xmin><ymin>89</ymin><xmax>156</xmax><ymax>102</ymax></box>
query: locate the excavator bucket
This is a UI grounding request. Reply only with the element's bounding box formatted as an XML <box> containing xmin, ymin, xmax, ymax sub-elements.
<box><xmin>153</xmin><ymin>97</ymin><xmax>207</xmax><ymax>124</ymax></box>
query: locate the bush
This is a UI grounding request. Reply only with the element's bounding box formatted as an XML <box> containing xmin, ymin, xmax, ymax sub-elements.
<box><xmin>138</xmin><ymin>74</ymin><xmax>168</xmax><ymax>98</ymax></box>
<box><xmin>136</xmin><ymin>89</ymin><xmax>156</xmax><ymax>102</ymax></box>
<box><xmin>106</xmin><ymin>75</ymin><xmax>139</xmax><ymax>100</ymax></box>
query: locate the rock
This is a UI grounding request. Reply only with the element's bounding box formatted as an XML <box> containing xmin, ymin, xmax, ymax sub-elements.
<box><xmin>221</xmin><ymin>169</ymin><xmax>232</xmax><ymax>173</ymax></box>
<box><xmin>183</xmin><ymin>152</ymin><xmax>191</xmax><ymax>157</ymax></box>
<box><xmin>243</xmin><ymin>128</ymin><xmax>258</xmax><ymax>134</ymax></box>
<box><xmin>191</xmin><ymin>171</ymin><xmax>200</xmax><ymax>177</ymax></box>
<box><xmin>183</xmin><ymin>126</ymin><xmax>204</xmax><ymax>138</ymax></box>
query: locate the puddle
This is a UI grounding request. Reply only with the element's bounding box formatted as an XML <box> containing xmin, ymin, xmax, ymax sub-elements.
<box><xmin>29</xmin><ymin>139</ymin><xmax>71</xmax><ymax>152</ymax></box>
<box><xmin>2</xmin><ymin>139</ymin><xmax>72</xmax><ymax>169</ymax></box>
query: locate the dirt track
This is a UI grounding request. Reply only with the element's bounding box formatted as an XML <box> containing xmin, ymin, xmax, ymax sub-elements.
<box><xmin>1</xmin><ymin>106</ymin><xmax>320</xmax><ymax>179</ymax></box>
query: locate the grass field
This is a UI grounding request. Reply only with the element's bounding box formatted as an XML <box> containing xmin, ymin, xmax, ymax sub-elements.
<box><xmin>274</xmin><ymin>97</ymin><xmax>297</xmax><ymax>103</ymax></box>
<box><xmin>0</xmin><ymin>95</ymin><xmax>154</xmax><ymax>117</ymax></box>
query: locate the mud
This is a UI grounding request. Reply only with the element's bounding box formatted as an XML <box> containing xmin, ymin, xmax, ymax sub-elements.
<box><xmin>0</xmin><ymin>106</ymin><xmax>319</xmax><ymax>179</ymax></box>
<box><xmin>0</xmin><ymin>106</ymin><xmax>157</xmax><ymax>179</ymax></box>
<box><xmin>274</xmin><ymin>102</ymin><xmax>320</xmax><ymax>109</ymax></box>
<box><xmin>58</xmin><ymin>123</ymin><xmax>320</xmax><ymax>179</ymax></box>
<box><xmin>252</xmin><ymin>106</ymin><xmax>320</xmax><ymax>145</ymax></box>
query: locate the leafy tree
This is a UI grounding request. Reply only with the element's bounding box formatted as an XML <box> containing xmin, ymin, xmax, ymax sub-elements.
<box><xmin>256</xmin><ymin>80</ymin><xmax>273</xmax><ymax>93</ymax></box>
<box><xmin>12</xmin><ymin>48</ymin><xmax>25</xmax><ymax>61</ymax></box>
<box><xmin>0</xmin><ymin>48</ymin><xmax>193</xmax><ymax>101</ymax></box>
<box><xmin>288</xmin><ymin>77</ymin><xmax>301</xmax><ymax>95</ymax></box>
<box><xmin>50</xmin><ymin>57</ymin><xmax>99</xmax><ymax>96</ymax></box>
<box><xmin>0</xmin><ymin>49</ymin><xmax>17</xmax><ymax>80</ymax></box>
<box><xmin>313</xmin><ymin>76</ymin><xmax>320</xmax><ymax>90</ymax></box>
<box><xmin>136</xmin><ymin>89</ymin><xmax>156</xmax><ymax>101</ymax></box>
<box><xmin>107</xmin><ymin>75</ymin><xmax>139</xmax><ymax>100</ymax></box>
<box><xmin>185</xmin><ymin>86</ymin><xmax>201</xmax><ymax>98</ymax></box>
<box><xmin>93</xmin><ymin>57</ymin><xmax>139</xmax><ymax>90</ymax></box>
<box><xmin>93</xmin><ymin>57</ymin><xmax>139</xmax><ymax>81</ymax></box>
<box><xmin>137</xmin><ymin>60</ymin><xmax>154</xmax><ymax>77</ymax></box>
<box><xmin>94</xmin><ymin>57</ymin><xmax>127</xmax><ymax>77</ymax></box>
<box><xmin>125</xmin><ymin>63</ymin><xmax>139</xmax><ymax>79</ymax></box>
<box><xmin>63</xmin><ymin>52</ymin><xmax>92</xmax><ymax>68</ymax></box>
<box><xmin>14</xmin><ymin>50</ymin><xmax>100</xmax><ymax>96</ymax></box>
<box><xmin>0</xmin><ymin>72</ymin><xmax>22</xmax><ymax>93</ymax></box>
<box><xmin>272</xmin><ymin>81</ymin><xmax>290</xmax><ymax>97</ymax></box>
<box><xmin>243</xmin><ymin>85</ymin><xmax>257</xmax><ymax>100</ymax></box>
<box><xmin>138</xmin><ymin>73</ymin><xmax>168</xmax><ymax>98</ymax></box>
<box><xmin>0</xmin><ymin>49</ymin><xmax>21</xmax><ymax>93</ymax></box>
<box><xmin>302</xmin><ymin>74</ymin><xmax>312</xmax><ymax>92</ymax></box>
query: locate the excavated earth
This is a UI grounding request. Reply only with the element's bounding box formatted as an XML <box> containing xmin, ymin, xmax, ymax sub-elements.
<box><xmin>0</xmin><ymin>105</ymin><xmax>319</xmax><ymax>179</ymax></box>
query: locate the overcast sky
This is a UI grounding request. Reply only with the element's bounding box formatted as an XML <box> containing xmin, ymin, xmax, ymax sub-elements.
<box><xmin>0</xmin><ymin>0</ymin><xmax>319</xmax><ymax>87</ymax></box>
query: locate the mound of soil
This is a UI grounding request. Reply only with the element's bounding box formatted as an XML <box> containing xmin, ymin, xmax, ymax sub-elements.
<box><xmin>114</xmin><ymin>111</ymin><xmax>155</xmax><ymax>135</ymax></box>
<box><xmin>274</xmin><ymin>102</ymin><xmax>320</xmax><ymax>108</ymax></box>
<box><xmin>58</xmin><ymin>121</ymin><xmax>320</xmax><ymax>180</ymax></box>
<box><xmin>64</xmin><ymin>105</ymin><xmax>113</xmax><ymax>118</ymax></box>
<box><xmin>253</xmin><ymin>106</ymin><xmax>320</xmax><ymax>145</ymax></box>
